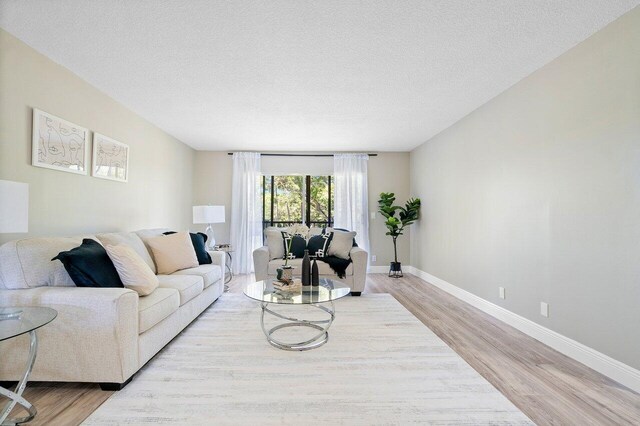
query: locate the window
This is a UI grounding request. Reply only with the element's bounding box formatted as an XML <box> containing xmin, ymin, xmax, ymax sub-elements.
<box><xmin>262</xmin><ymin>175</ymin><xmax>334</xmax><ymax>229</ymax></box>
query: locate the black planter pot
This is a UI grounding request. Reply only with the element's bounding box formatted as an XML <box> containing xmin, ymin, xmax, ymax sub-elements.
<box><xmin>389</xmin><ymin>261</ymin><xmax>403</xmax><ymax>278</ymax></box>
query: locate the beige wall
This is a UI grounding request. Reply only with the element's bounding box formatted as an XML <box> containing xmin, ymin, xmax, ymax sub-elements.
<box><xmin>0</xmin><ymin>30</ymin><xmax>195</xmax><ymax>244</ymax></box>
<box><xmin>192</xmin><ymin>152</ymin><xmax>233</xmax><ymax>243</ymax></box>
<box><xmin>192</xmin><ymin>152</ymin><xmax>411</xmax><ymax>267</ymax></box>
<box><xmin>368</xmin><ymin>153</ymin><xmax>411</xmax><ymax>268</ymax></box>
<box><xmin>410</xmin><ymin>8</ymin><xmax>640</xmax><ymax>369</ymax></box>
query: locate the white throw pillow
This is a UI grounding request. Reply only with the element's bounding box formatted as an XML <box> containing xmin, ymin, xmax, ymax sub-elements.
<box><xmin>146</xmin><ymin>232</ymin><xmax>199</xmax><ymax>275</ymax></box>
<box><xmin>105</xmin><ymin>244</ymin><xmax>159</xmax><ymax>296</ymax></box>
<box><xmin>265</xmin><ymin>227</ymin><xmax>285</xmax><ymax>260</ymax></box>
<box><xmin>308</xmin><ymin>227</ymin><xmax>323</xmax><ymax>238</ymax></box>
<box><xmin>327</xmin><ymin>230</ymin><xmax>357</xmax><ymax>260</ymax></box>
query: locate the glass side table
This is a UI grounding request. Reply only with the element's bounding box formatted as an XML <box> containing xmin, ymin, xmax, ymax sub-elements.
<box><xmin>0</xmin><ymin>307</ymin><xmax>57</xmax><ymax>426</ymax></box>
<box><xmin>213</xmin><ymin>244</ymin><xmax>234</xmax><ymax>292</ymax></box>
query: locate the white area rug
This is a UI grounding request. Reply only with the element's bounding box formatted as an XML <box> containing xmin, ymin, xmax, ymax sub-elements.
<box><xmin>84</xmin><ymin>294</ymin><xmax>532</xmax><ymax>425</ymax></box>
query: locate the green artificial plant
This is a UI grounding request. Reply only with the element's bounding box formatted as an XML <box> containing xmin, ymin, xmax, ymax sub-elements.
<box><xmin>378</xmin><ymin>192</ymin><xmax>421</xmax><ymax>265</ymax></box>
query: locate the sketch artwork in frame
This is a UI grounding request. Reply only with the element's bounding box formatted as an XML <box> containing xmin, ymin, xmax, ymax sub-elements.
<box><xmin>92</xmin><ymin>133</ymin><xmax>129</xmax><ymax>182</ymax></box>
<box><xmin>32</xmin><ymin>108</ymin><xmax>89</xmax><ymax>174</ymax></box>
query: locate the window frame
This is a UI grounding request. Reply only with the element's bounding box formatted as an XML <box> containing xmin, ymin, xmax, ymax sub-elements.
<box><xmin>262</xmin><ymin>175</ymin><xmax>333</xmax><ymax>229</ymax></box>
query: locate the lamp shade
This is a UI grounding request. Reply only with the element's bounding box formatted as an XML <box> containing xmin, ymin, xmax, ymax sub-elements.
<box><xmin>193</xmin><ymin>205</ymin><xmax>225</xmax><ymax>224</ymax></box>
<box><xmin>0</xmin><ymin>180</ymin><xmax>29</xmax><ymax>233</ymax></box>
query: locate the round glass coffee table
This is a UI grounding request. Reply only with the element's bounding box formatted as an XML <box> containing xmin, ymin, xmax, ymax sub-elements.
<box><xmin>244</xmin><ymin>278</ymin><xmax>350</xmax><ymax>351</ymax></box>
<box><xmin>0</xmin><ymin>307</ymin><xmax>57</xmax><ymax>425</ymax></box>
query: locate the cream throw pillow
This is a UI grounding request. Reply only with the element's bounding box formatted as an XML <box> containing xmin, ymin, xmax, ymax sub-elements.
<box><xmin>327</xmin><ymin>230</ymin><xmax>357</xmax><ymax>260</ymax></box>
<box><xmin>146</xmin><ymin>232</ymin><xmax>199</xmax><ymax>274</ymax></box>
<box><xmin>105</xmin><ymin>244</ymin><xmax>159</xmax><ymax>296</ymax></box>
<box><xmin>265</xmin><ymin>227</ymin><xmax>285</xmax><ymax>260</ymax></box>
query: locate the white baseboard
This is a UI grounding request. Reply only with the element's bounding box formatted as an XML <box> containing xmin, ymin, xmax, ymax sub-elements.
<box><xmin>400</xmin><ymin>266</ymin><xmax>640</xmax><ymax>394</ymax></box>
<box><xmin>368</xmin><ymin>265</ymin><xmax>389</xmax><ymax>273</ymax></box>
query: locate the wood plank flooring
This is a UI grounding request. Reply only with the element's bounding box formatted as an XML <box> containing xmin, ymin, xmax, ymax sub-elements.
<box><xmin>7</xmin><ymin>273</ymin><xmax>640</xmax><ymax>425</ymax></box>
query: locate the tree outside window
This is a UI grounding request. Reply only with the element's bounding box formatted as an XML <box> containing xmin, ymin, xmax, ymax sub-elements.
<box><xmin>263</xmin><ymin>175</ymin><xmax>333</xmax><ymax>228</ymax></box>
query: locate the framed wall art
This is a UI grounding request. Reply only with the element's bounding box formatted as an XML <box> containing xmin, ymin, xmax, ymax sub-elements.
<box><xmin>32</xmin><ymin>108</ymin><xmax>89</xmax><ymax>174</ymax></box>
<box><xmin>92</xmin><ymin>133</ymin><xmax>129</xmax><ymax>182</ymax></box>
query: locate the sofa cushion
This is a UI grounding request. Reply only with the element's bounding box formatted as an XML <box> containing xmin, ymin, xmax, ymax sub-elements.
<box><xmin>157</xmin><ymin>274</ymin><xmax>204</xmax><ymax>305</ymax></box>
<box><xmin>267</xmin><ymin>258</ymin><xmax>353</xmax><ymax>276</ymax></box>
<box><xmin>52</xmin><ymin>239</ymin><xmax>124</xmax><ymax>288</ymax></box>
<box><xmin>0</xmin><ymin>235</ymin><xmax>97</xmax><ymax>289</ymax></box>
<box><xmin>146</xmin><ymin>232</ymin><xmax>199</xmax><ymax>275</ymax></box>
<box><xmin>172</xmin><ymin>264</ymin><xmax>221</xmax><ymax>289</ymax></box>
<box><xmin>96</xmin><ymin>232</ymin><xmax>156</xmax><ymax>274</ymax></box>
<box><xmin>138</xmin><ymin>287</ymin><xmax>180</xmax><ymax>333</ymax></box>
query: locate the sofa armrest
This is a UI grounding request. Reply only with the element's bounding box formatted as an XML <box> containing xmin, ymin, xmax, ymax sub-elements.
<box><xmin>350</xmin><ymin>247</ymin><xmax>368</xmax><ymax>293</ymax></box>
<box><xmin>253</xmin><ymin>246</ymin><xmax>270</xmax><ymax>281</ymax></box>
<box><xmin>0</xmin><ymin>287</ymin><xmax>139</xmax><ymax>383</ymax></box>
<box><xmin>207</xmin><ymin>250</ymin><xmax>227</xmax><ymax>283</ymax></box>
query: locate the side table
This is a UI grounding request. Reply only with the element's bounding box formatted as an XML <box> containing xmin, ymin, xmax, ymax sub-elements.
<box><xmin>0</xmin><ymin>307</ymin><xmax>57</xmax><ymax>425</ymax></box>
<box><xmin>213</xmin><ymin>244</ymin><xmax>234</xmax><ymax>292</ymax></box>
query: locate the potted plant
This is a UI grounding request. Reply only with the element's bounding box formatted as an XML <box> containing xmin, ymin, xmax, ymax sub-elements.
<box><xmin>378</xmin><ymin>193</ymin><xmax>421</xmax><ymax>278</ymax></box>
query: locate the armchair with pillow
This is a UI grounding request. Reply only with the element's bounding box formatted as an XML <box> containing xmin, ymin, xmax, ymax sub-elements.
<box><xmin>253</xmin><ymin>226</ymin><xmax>367</xmax><ymax>295</ymax></box>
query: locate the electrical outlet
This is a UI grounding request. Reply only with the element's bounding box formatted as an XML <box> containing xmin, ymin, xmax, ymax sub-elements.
<box><xmin>371</xmin><ymin>255</ymin><xmax>377</xmax><ymax>262</ymax></box>
<box><xmin>371</xmin><ymin>211</ymin><xmax>376</xmax><ymax>220</ymax></box>
<box><xmin>499</xmin><ymin>287</ymin><xmax>505</xmax><ymax>299</ymax></box>
<box><xmin>540</xmin><ymin>302</ymin><xmax>549</xmax><ymax>317</ymax></box>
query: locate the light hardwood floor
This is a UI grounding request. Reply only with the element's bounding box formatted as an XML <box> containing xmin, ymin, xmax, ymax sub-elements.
<box><xmin>8</xmin><ymin>273</ymin><xmax>640</xmax><ymax>425</ymax></box>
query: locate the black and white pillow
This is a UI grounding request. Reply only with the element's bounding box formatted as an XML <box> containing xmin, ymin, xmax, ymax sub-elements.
<box><xmin>281</xmin><ymin>232</ymin><xmax>306</xmax><ymax>259</ymax></box>
<box><xmin>307</xmin><ymin>232</ymin><xmax>332</xmax><ymax>258</ymax></box>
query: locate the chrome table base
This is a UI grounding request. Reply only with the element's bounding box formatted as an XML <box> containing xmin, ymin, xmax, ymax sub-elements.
<box><xmin>0</xmin><ymin>331</ymin><xmax>38</xmax><ymax>425</ymax></box>
<box><xmin>260</xmin><ymin>301</ymin><xmax>335</xmax><ymax>351</ymax></box>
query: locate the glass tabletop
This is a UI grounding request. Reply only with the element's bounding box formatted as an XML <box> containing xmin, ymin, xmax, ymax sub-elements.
<box><xmin>244</xmin><ymin>278</ymin><xmax>351</xmax><ymax>304</ymax></box>
<box><xmin>0</xmin><ymin>307</ymin><xmax>57</xmax><ymax>341</ymax></box>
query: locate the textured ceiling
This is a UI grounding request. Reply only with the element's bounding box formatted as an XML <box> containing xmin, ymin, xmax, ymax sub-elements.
<box><xmin>1</xmin><ymin>1</ymin><xmax>638</xmax><ymax>152</ymax></box>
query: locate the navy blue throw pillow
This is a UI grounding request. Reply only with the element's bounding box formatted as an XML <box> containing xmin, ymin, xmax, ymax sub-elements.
<box><xmin>163</xmin><ymin>231</ymin><xmax>212</xmax><ymax>265</ymax></box>
<box><xmin>282</xmin><ymin>232</ymin><xmax>306</xmax><ymax>259</ymax></box>
<box><xmin>307</xmin><ymin>232</ymin><xmax>332</xmax><ymax>257</ymax></box>
<box><xmin>52</xmin><ymin>239</ymin><xmax>124</xmax><ymax>288</ymax></box>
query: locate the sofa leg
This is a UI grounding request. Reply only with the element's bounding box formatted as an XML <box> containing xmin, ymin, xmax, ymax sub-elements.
<box><xmin>351</xmin><ymin>292</ymin><xmax>362</xmax><ymax>296</ymax></box>
<box><xmin>99</xmin><ymin>376</ymin><xmax>133</xmax><ymax>391</ymax></box>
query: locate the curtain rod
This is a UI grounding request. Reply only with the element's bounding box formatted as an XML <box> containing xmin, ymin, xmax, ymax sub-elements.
<box><xmin>226</xmin><ymin>153</ymin><xmax>377</xmax><ymax>157</ymax></box>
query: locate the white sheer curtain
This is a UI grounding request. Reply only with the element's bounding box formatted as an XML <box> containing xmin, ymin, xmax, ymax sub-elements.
<box><xmin>333</xmin><ymin>153</ymin><xmax>370</xmax><ymax>254</ymax></box>
<box><xmin>230</xmin><ymin>152</ymin><xmax>262</xmax><ymax>274</ymax></box>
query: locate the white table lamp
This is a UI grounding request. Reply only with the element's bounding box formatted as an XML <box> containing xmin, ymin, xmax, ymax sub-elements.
<box><xmin>193</xmin><ymin>205</ymin><xmax>225</xmax><ymax>249</ymax></box>
<box><xmin>0</xmin><ymin>180</ymin><xmax>29</xmax><ymax>234</ymax></box>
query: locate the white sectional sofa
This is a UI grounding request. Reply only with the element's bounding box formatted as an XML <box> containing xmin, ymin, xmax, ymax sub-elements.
<box><xmin>0</xmin><ymin>228</ymin><xmax>224</xmax><ymax>390</ymax></box>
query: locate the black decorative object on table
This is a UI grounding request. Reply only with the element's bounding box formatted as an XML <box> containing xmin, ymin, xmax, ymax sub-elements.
<box><xmin>301</xmin><ymin>249</ymin><xmax>311</xmax><ymax>285</ymax></box>
<box><xmin>311</xmin><ymin>259</ymin><xmax>319</xmax><ymax>286</ymax></box>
